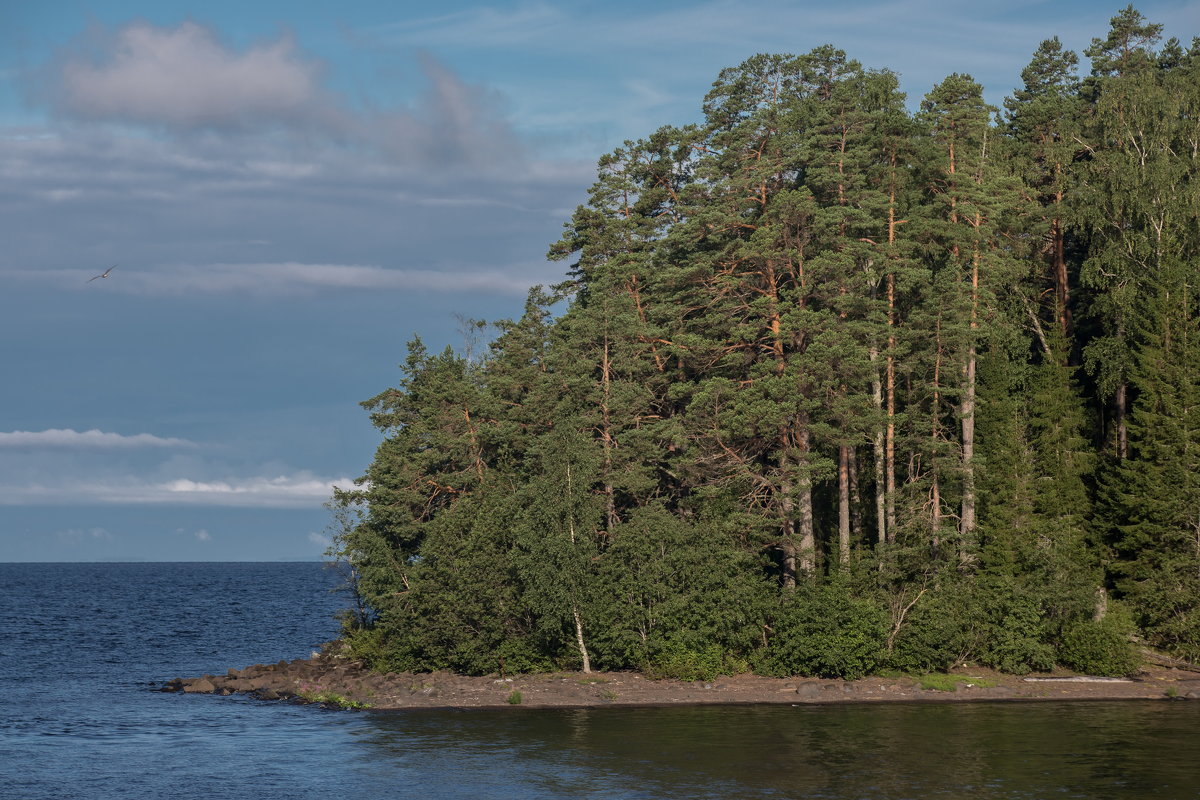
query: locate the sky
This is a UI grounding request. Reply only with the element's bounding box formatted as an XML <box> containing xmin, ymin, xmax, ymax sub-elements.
<box><xmin>1</xmin><ymin>0</ymin><xmax>1196</xmax><ymax>562</ymax></box>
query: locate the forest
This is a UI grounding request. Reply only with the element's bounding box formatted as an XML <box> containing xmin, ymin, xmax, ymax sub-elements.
<box><xmin>328</xmin><ymin>6</ymin><xmax>1200</xmax><ymax>680</ymax></box>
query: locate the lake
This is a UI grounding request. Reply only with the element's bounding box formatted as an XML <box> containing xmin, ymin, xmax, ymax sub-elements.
<box><xmin>2</xmin><ymin>562</ymin><xmax>1198</xmax><ymax>799</ymax></box>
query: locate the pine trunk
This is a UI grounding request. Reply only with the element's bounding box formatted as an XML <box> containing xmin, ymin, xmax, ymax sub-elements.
<box><xmin>797</xmin><ymin>423</ymin><xmax>816</xmax><ymax>575</ymax></box>
<box><xmin>839</xmin><ymin>444</ymin><xmax>851</xmax><ymax>564</ymax></box>
<box><xmin>871</xmin><ymin>350</ymin><xmax>887</xmax><ymax>546</ymax></box>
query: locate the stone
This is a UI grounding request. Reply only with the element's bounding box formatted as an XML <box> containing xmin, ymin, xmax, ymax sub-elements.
<box><xmin>184</xmin><ymin>678</ymin><xmax>216</xmax><ymax>694</ymax></box>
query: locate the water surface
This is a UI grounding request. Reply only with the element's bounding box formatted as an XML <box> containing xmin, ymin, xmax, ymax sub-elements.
<box><xmin>2</xmin><ymin>562</ymin><xmax>1198</xmax><ymax>799</ymax></box>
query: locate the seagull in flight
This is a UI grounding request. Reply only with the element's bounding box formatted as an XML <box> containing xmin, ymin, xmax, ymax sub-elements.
<box><xmin>87</xmin><ymin>264</ymin><xmax>117</xmax><ymax>283</ymax></box>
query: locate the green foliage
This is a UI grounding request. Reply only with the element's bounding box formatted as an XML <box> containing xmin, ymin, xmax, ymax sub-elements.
<box><xmin>889</xmin><ymin>584</ymin><xmax>978</xmax><ymax>674</ymax></box>
<box><xmin>759</xmin><ymin>582</ymin><xmax>888</xmax><ymax>680</ymax></box>
<box><xmin>905</xmin><ymin>575</ymin><xmax>1057</xmax><ymax>676</ymax></box>
<box><xmin>327</xmin><ymin>17</ymin><xmax>1200</xmax><ymax>679</ymax></box>
<box><xmin>1058</xmin><ymin>617</ymin><xmax>1141</xmax><ymax>676</ymax></box>
<box><xmin>643</xmin><ymin>641</ymin><xmax>727</xmax><ymax>682</ymax></box>
<box><xmin>916</xmin><ymin>673</ymin><xmax>995</xmax><ymax>692</ymax></box>
<box><xmin>976</xmin><ymin>588</ymin><xmax>1056</xmax><ymax>675</ymax></box>
<box><xmin>585</xmin><ymin>507</ymin><xmax>771</xmax><ymax>672</ymax></box>
<box><xmin>506</xmin><ymin>690</ymin><xmax>523</xmax><ymax>705</ymax></box>
<box><xmin>341</xmin><ymin>625</ymin><xmax>405</xmax><ymax>674</ymax></box>
<box><xmin>888</xmin><ymin>576</ymin><xmax>1060</xmax><ymax>675</ymax></box>
<box><xmin>297</xmin><ymin>688</ymin><xmax>370</xmax><ymax>710</ymax></box>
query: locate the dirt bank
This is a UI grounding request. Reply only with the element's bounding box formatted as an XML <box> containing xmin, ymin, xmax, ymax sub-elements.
<box><xmin>157</xmin><ymin>645</ymin><xmax>1200</xmax><ymax>710</ymax></box>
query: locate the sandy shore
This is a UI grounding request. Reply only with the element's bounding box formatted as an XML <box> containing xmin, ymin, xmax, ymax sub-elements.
<box><xmin>158</xmin><ymin>647</ymin><xmax>1200</xmax><ymax>710</ymax></box>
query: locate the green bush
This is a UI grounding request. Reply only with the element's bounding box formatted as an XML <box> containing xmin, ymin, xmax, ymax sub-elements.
<box><xmin>889</xmin><ymin>588</ymin><xmax>976</xmax><ymax>673</ymax></box>
<box><xmin>976</xmin><ymin>583</ymin><xmax>1055</xmax><ymax>675</ymax></box>
<box><xmin>342</xmin><ymin>625</ymin><xmax>408</xmax><ymax>673</ymax></box>
<box><xmin>1058</xmin><ymin>617</ymin><xmax>1141</xmax><ymax>676</ymax></box>
<box><xmin>759</xmin><ymin>582</ymin><xmax>887</xmax><ymax>680</ymax></box>
<box><xmin>643</xmin><ymin>641</ymin><xmax>726</xmax><ymax>681</ymax></box>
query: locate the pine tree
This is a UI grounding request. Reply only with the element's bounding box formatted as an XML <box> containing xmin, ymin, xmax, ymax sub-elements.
<box><xmin>330</xmin><ymin>23</ymin><xmax>1198</xmax><ymax>676</ymax></box>
<box><xmin>1075</xmin><ymin>6</ymin><xmax>1168</xmax><ymax>459</ymax></box>
<box><xmin>1005</xmin><ymin>38</ymin><xmax>1083</xmax><ymax>336</ymax></box>
<box><xmin>1107</xmin><ymin>280</ymin><xmax>1200</xmax><ymax>660</ymax></box>
<box><xmin>919</xmin><ymin>73</ymin><xmax>1027</xmax><ymax>561</ymax></box>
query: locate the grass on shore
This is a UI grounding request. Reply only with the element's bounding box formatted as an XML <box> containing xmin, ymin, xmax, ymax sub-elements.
<box><xmin>915</xmin><ymin>673</ymin><xmax>997</xmax><ymax>692</ymax></box>
<box><xmin>297</xmin><ymin>688</ymin><xmax>371</xmax><ymax>710</ymax></box>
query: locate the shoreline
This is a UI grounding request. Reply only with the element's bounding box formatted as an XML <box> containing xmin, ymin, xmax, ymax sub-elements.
<box><xmin>159</xmin><ymin>647</ymin><xmax>1200</xmax><ymax>711</ymax></box>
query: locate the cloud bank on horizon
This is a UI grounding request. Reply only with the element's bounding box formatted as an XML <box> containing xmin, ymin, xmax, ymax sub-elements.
<box><xmin>0</xmin><ymin>473</ymin><xmax>358</xmax><ymax>508</ymax></box>
<box><xmin>0</xmin><ymin>428</ymin><xmax>356</xmax><ymax>509</ymax></box>
<box><xmin>0</xmin><ymin>428</ymin><xmax>195</xmax><ymax>448</ymax></box>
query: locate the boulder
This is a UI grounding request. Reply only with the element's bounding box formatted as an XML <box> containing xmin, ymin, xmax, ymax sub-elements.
<box><xmin>184</xmin><ymin>678</ymin><xmax>216</xmax><ymax>694</ymax></box>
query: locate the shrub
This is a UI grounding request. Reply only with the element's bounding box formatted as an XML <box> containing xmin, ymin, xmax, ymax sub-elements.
<box><xmin>976</xmin><ymin>583</ymin><xmax>1055</xmax><ymax>675</ymax></box>
<box><xmin>889</xmin><ymin>588</ymin><xmax>977</xmax><ymax>673</ymax></box>
<box><xmin>1058</xmin><ymin>617</ymin><xmax>1141</xmax><ymax>676</ymax></box>
<box><xmin>759</xmin><ymin>582</ymin><xmax>887</xmax><ymax>680</ymax></box>
<box><xmin>343</xmin><ymin>626</ymin><xmax>407</xmax><ymax>673</ymax></box>
<box><xmin>643</xmin><ymin>641</ymin><xmax>726</xmax><ymax>682</ymax></box>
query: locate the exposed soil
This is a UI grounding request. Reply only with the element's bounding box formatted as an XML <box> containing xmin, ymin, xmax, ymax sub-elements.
<box><xmin>158</xmin><ymin>644</ymin><xmax>1200</xmax><ymax>711</ymax></box>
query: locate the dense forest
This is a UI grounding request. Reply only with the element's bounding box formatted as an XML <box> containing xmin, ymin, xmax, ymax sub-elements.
<box><xmin>329</xmin><ymin>7</ymin><xmax>1200</xmax><ymax>680</ymax></box>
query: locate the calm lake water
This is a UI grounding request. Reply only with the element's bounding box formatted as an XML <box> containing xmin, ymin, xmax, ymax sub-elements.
<box><xmin>2</xmin><ymin>561</ymin><xmax>1199</xmax><ymax>800</ymax></box>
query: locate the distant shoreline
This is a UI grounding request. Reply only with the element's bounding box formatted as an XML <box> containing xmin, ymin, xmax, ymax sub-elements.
<box><xmin>161</xmin><ymin>649</ymin><xmax>1200</xmax><ymax>711</ymax></box>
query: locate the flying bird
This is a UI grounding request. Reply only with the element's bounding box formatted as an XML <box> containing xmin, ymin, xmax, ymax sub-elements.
<box><xmin>87</xmin><ymin>265</ymin><xmax>117</xmax><ymax>283</ymax></box>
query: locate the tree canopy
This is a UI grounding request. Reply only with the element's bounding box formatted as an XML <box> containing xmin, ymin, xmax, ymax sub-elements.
<box><xmin>329</xmin><ymin>7</ymin><xmax>1200</xmax><ymax>678</ymax></box>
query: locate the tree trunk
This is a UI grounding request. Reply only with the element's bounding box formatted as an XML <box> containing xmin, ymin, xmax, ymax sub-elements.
<box><xmin>885</xmin><ymin>206</ymin><xmax>898</xmax><ymax>542</ymax></box>
<box><xmin>600</xmin><ymin>333</ymin><xmax>619</xmax><ymax>532</ymax></box>
<box><xmin>932</xmin><ymin>316</ymin><xmax>944</xmax><ymax>553</ymax></box>
<box><xmin>849</xmin><ymin>445</ymin><xmax>863</xmax><ymax>547</ymax></box>
<box><xmin>1052</xmin><ymin>210</ymin><xmax>1071</xmax><ymax>336</ymax></box>
<box><xmin>870</xmin><ymin>350</ymin><xmax>887</xmax><ymax>546</ymax></box>
<box><xmin>1092</xmin><ymin>586</ymin><xmax>1109</xmax><ymax>623</ymax></box>
<box><xmin>797</xmin><ymin>424</ymin><xmax>816</xmax><ymax>575</ymax></box>
<box><xmin>886</xmin><ymin>349</ymin><xmax>897</xmax><ymax>542</ymax></box>
<box><xmin>839</xmin><ymin>444</ymin><xmax>851</xmax><ymax>565</ymax></box>
<box><xmin>1115</xmin><ymin>382</ymin><xmax>1128</xmax><ymax>460</ymax></box>
<box><xmin>779</xmin><ymin>451</ymin><xmax>797</xmax><ymax>590</ymax></box>
<box><xmin>960</xmin><ymin>341</ymin><xmax>977</xmax><ymax>561</ymax></box>
<box><xmin>573</xmin><ymin>604</ymin><xmax>592</xmax><ymax>673</ymax></box>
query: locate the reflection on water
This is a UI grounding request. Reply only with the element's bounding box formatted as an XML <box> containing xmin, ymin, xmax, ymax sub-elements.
<box><xmin>354</xmin><ymin>702</ymin><xmax>1200</xmax><ymax>800</ymax></box>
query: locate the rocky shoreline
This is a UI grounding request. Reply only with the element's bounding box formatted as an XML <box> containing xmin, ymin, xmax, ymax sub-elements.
<box><xmin>157</xmin><ymin>645</ymin><xmax>1200</xmax><ymax>711</ymax></box>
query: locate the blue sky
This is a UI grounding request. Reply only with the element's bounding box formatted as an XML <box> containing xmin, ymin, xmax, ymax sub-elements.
<box><xmin>1</xmin><ymin>1</ymin><xmax>1195</xmax><ymax>561</ymax></box>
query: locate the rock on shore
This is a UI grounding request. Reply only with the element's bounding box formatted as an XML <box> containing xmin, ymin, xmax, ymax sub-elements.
<box><xmin>156</xmin><ymin>644</ymin><xmax>1200</xmax><ymax>710</ymax></box>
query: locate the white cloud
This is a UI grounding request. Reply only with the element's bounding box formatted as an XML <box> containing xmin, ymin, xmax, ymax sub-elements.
<box><xmin>308</xmin><ymin>531</ymin><xmax>331</xmax><ymax>549</ymax></box>
<box><xmin>58</xmin><ymin>527</ymin><xmax>113</xmax><ymax>541</ymax></box>
<box><xmin>0</xmin><ymin>471</ymin><xmax>356</xmax><ymax>508</ymax></box>
<box><xmin>0</xmin><ymin>428</ymin><xmax>195</xmax><ymax>448</ymax></box>
<box><xmin>7</xmin><ymin>262</ymin><xmax>554</xmax><ymax>296</ymax></box>
<box><xmin>40</xmin><ymin>21</ymin><xmax>526</xmax><ymax>172</ymax></box>
<box><xmin>56</xmin><ymin>22</ymin><xmax>327</xmax><ymax>129</ymax></box>
<box><xmin>194</xmin><ymin>529</ymin><xmax>212</xmax><ymax>542</ymax></box>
